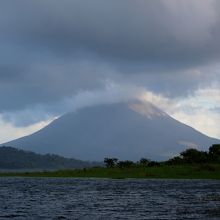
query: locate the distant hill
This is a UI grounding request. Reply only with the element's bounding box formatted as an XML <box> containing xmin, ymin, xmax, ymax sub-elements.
<box><xmin>3</xmin><ymin>102</ymin><xmax>219</xmax><ymax>161</ymax></box>
<box><xmin>0</xmin><ymin>146</ymin><xmax>100</xmax><ymax>170</ymax></box>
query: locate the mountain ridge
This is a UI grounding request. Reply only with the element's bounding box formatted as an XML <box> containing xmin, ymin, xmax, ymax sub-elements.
<box><xmin>0</xmin><ymin>146</ymin><xmax>100</xmax><ymax>170</ymax></box>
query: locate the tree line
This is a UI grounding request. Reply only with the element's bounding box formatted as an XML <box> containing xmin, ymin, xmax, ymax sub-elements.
<box><xmin>104</xmin><ymin>144</ymin><xmax>220</xmax><ymax>168</ymax></box>
<box><xmin>0</xmin><ymin>146</ymin><xmax>100</xmax><ymax>169</ymax></box>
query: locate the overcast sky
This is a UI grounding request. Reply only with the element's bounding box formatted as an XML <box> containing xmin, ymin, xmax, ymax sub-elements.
<box><xmin>0</xmin><ymin>0</ymin><xmax>220</xmax><ymax>143</ymax></box>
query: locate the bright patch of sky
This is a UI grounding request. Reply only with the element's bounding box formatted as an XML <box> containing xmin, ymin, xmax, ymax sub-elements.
<box><xmin>0</xmin><ymin>116</ymin><xmax>55</xmax><ymax>144</ymax></box>
<box><xmin>141</xmin><ymin>86</ymin><xmax>220</xmax><ymax>139</ymax></box>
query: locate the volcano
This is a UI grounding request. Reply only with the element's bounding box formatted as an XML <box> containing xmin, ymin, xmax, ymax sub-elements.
<box><xmin>3</xmin><ymin>102</ymin><xmax>219</xmax><ymax>161</ymax></box>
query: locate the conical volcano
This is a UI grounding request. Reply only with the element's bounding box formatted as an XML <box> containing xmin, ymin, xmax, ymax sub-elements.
<box><xmin>3</xmin><ymin>102</ymin><xmax>219</xmax><ymax>161</ymax></box>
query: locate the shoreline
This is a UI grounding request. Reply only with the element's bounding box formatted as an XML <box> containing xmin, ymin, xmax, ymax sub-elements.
<box><xmin>0</xmin><ymin>165</ymin><xmax>220</xmax><ymax>180</ymax></box>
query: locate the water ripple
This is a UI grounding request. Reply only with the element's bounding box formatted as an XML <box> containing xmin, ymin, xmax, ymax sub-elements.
<box><xmin>0</xmin><ymin>178</ymin><xmax>219</xmax><ymax>219</ymax></box>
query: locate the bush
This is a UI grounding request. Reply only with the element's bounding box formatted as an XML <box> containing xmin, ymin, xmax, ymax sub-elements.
<box><xmin>180</xmin><ymin>148</ymin><xmax>209</xmax><ymax>163</ymax></box>
<box><xmin>209</xmin><ymin>144</ymin><xmax>220</xmax><ymax>162</ymax></box>
<box><xmin>117</xmin><ymin>160</ymin><xmax>134</xmax><ymax>168</ymax></box>
<box><xmin>104</xmin><ymin>158</ymin><xmax>118</xmax><ymax>168</ymax></box>
<box><xmin>166</xmin><ymin>156</ymin><xmax>184</xmax><ymax>165</ymax></box>
<box><xmin>139</xmin><ymin>158</ymin><xmax>150</xmax><ymax>166</ymax></box>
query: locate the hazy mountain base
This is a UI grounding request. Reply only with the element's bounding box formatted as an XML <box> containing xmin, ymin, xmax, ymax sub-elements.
<box><xmin>0</xmin><ymin>146</ymin><xmax>102</xmax><ymax>170</ymax></box>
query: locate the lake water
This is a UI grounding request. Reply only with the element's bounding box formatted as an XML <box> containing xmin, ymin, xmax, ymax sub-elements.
<box><xmin>0</xmin><ymin>178</ymin><xmax>219</xmax><ymax>219</ymax></box>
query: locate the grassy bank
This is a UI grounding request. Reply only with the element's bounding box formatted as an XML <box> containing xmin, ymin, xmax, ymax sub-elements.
<box><xmin>0</xmin><ymin>164</ymin><xmax>220</xmax><ymax>179</ymax></box>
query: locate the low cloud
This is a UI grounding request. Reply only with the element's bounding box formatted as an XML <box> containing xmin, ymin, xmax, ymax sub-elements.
<box><xmin>1</xmin><ymin>83</ymin><xmax>220</xmax><ymax>142</ymax></box>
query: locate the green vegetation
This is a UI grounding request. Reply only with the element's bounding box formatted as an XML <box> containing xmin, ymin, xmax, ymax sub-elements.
<box><xmin>166</xmin><ymin>144</ymin><xmax>220</xmax><ymax>165</ymax></box>
<box><xmin>0</xmin><ymin>164</ymin><xmax>220</xmax><ymax>179</ymax></box>
<box><xmin>0</xmin><ymin>145</ymin><xmax>220</xmax><ymax>179</ymax></box>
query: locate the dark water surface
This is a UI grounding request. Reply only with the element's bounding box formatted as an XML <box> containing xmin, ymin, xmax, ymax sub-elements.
<box><xmin>0</xmin><ymin>178</ymin><xmax>219</xmax><ymax>219</ymax></box>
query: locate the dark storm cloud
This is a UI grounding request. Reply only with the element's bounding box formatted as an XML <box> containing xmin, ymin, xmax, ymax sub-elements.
<box><xmin>0</xmin><ymin>58</ymin><xmax>108</xmax><ymax>111</ymax></box>
<box><xmin>2</xmin><ymin>0</ymin><xmax>220</xmax><ymax>65</ymax></box>
<box><xmin>0</xmin><ymin>0</ymin><xmax>220</xmax><ymax>113</ymax></box>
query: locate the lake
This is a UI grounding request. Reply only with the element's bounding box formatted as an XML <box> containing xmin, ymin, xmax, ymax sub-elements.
<box><xmin>0</xmin><ymin>178</ymin><xmax>219</xmax><ymax>219</ymax></box>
